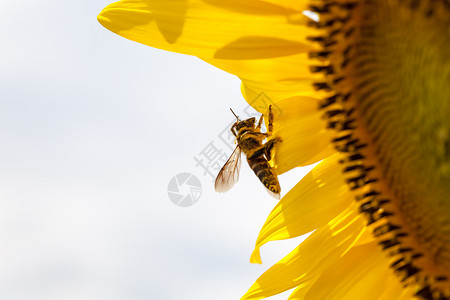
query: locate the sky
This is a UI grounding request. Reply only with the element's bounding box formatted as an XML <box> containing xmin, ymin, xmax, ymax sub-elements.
<box><xmin>0</xmin><ymin>1</ymin><xmax>313</xmax><ymax>299</ymax></box>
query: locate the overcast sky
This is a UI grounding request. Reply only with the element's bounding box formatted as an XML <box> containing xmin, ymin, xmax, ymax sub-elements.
<box><xmin>0</xmin><ymin>1</ymin><xmax>313</xmax><ymax>299</ymax></box>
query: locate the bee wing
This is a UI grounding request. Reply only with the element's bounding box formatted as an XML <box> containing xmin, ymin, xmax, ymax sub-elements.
<box><xmin>214</xmin><ymin>146</ymin><xmax>242</xmax><ymax>193</ymax></box>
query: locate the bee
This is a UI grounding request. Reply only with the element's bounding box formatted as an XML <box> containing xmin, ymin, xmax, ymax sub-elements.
<box><xmin>215</xmin><ymin>105</ymin><xmax>282</xmax><ymax>199</ymax></box>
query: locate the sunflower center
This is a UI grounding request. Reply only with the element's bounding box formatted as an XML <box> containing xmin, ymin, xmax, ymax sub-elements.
<box><xmin>352</xmin><ymin>0</ymin><xmax>450</xmax><ymax>267</ymax></box>
<box><xmin>310</xmin><ymin>0</ymin><xmax>450</xmax><ymax>297</ymax></box>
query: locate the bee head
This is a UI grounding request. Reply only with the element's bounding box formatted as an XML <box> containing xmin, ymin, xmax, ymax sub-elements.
<box><xmin>235</xmin><ymin>117</ymin><xmax>256</xmax><ymax>131</ymax></box>
<box><xmin>229</xmin><ymin>108</ymin><xmax>256</xmax><ymax>132</ymax></box>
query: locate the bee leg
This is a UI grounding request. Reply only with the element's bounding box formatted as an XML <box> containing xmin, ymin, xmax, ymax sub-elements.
<box><xmin>256</xmin><ymin>113</ymin><xmax>264</xmax><ymax>130</ymax></box>
<box><xmin>264</xmin><ymin>137</ymin><xmax>282</xmax><ymax>161</ymax></box>
<box><xmin>268</xmin><ymin>105</ymin><xmax>274</xmax><ymax>134</ymax></box>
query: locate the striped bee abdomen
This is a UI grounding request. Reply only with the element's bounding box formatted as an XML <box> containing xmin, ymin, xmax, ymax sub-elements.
<box><xmin>247</xmin><ymin>156</ymin><xmax>281</xmax><ymax>195</ymax></box>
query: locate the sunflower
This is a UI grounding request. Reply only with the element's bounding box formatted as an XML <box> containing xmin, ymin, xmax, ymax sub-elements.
<box><xmin>98</xmin><ymin>1</ymin><xmax>450</xmax><ymax>299</ymax></box>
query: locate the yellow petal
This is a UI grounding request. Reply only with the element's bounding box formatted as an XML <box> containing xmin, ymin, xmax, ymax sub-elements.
<box><xmin>260</xmin><ymin>0</ymin><xmax>312</xmax><ymax>12</ymax></box>
<box><xmin>377</xmin><ymin>276</ymin><xmax>408</xmax><ymax>300</ymax></box>
<box><xmin>243</xmin><ymin>207</ymin><xmax>366</xmax><ymax>299</ymax></box>
<box><xmin>251</xmin><ymin>154</ymin><xmax>353</xmax><ymax>264</ymax></box>
<box><xmin>304</xmin><ymin>243</ymin><xmax>397</xmax><ymax>300</ymax></box>
<box><xmin>98</xmin><ymin>0</ymin><xmax>317</xmax><ymax>59</ymax></box>
<box><xmin>272</xmin><ymin>99</ymin><xmax>335</xmax><ymax>173</ymax></box>
<box><xmin>204</xmin><ymin>53</ymin><xmax>323</xmax><ymax>84</ymax></box>
<box><xmin>298</xmin><ymin>143</ymin><xmax>336</xmax><ymax>167</ymax></box>
<box><xmin>354</xmin><ymin>225</ymin><xmax>376</xmax><ymax>245</ymax></box>
<box><xmin>272</xmin><ymin>110</ymin><xmax>336</xmax><ymax>173</ymax></box>
<box><xmin>240</xmin><ymin>91</ymin><xmax>319</xmax><ymax>121</ymax></box>
<box><xmin>287</xmin><ymin>276</ymin><xmax>318</xmax><ymax>300</ymax></box>
<box><xmin>242</xmin><ymin>78</ymin><xmax>322</xmax><ymax>105</ymax></box>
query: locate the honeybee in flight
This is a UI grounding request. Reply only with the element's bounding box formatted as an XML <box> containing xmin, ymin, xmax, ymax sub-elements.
<box><xmin>215</xmin><ymin>105</ymin><xmax>282</xmax><ymax>199</ymax></box>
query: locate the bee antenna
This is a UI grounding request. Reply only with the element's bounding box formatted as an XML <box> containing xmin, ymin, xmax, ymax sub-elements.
<box><xmin>230</xmin><ymin>108</ymin><xmax>240</xmax><ymax>121</ymax></box>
